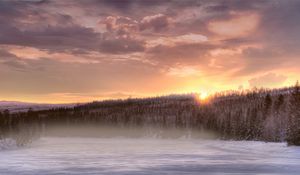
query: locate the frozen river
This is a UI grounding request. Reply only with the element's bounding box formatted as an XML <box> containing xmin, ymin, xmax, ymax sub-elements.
<box><xmin>0</xmin><ymin>137</ymin><xmax>300</xmax><ymax>175</ymax></box>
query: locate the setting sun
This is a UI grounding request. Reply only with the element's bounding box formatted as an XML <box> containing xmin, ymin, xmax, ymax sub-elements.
<box><xmin>199</xmin><ymin>91</ymin><xmax>209</xmax><ymax>100</ymax></box>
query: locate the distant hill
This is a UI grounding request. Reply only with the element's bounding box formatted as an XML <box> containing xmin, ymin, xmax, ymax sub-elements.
<box><xmin>0</xmin><ymin>101</ymin><xmax>76</xmax><ymax>113</ymax></box>
<box><xmin>1</xmin><ymin>85</ymin><xmax>300</xmax><ymax>145</ymax></box>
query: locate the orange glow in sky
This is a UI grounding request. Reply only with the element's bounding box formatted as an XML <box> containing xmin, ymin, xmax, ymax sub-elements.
<box><xmin>0</xmin><ymin>1</ymin><xmax>299</xmax><ymax>103</ymax></box>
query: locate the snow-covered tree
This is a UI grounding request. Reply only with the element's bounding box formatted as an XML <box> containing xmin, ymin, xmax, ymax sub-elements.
<box><xmin>287</xmin><ymin>82</ymin><xmax>300</xmax><ymax>145</ymax></box>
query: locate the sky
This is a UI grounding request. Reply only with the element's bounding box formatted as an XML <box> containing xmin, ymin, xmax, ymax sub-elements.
<box><xmin>0</xmin><ymin>0</ymin><xmax>300</xmax><ymax>103</ymax></box>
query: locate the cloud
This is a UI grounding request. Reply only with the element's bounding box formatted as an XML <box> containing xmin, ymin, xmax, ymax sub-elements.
<box><xmin>102</xmin><ymin>13</ymin><xmax>172</xmax><ymax>33</ymax></box>
<box><xmin>0</xmin><ymin>49</ymin><xmax>46</xmax><ymax>72</ymax></box>
<box><xmin>86</xmin><ymin>0</ymin><xmax>170</xmax><ymax>12</ymax></box>
<box><xmin>1</xmin><ymin>0</ymin><xmax>300</xmax><ymax>102</ymax></box>
<box><xmin>248</xmin><ymin>73</ymin><xmax>287</xmax><ymax>88</ymax></box>
<box><xmin>147</xmin><ymin>42</ymin><xmax>215</xmax><ymax>65</ymax></box>
<box><xmin>0</xmin><ymin>18</ymin><xmax>145</xmax><ymax>56</ymax></box>
<box><xmin>205</xmin><ymin>0</ymin><xmax>268</xmax><ymax>13</ymax></box>
<box><xmin>257</xmin><ymin>0</ymin><xmax>300</xmax><ymax>56</ymax></box>
<box><xmin>146</xmin><ymin>33</ymin><xmax>207</xmax><ymax>47</ymax></box>
<box><xmin>4</xmin><ymin>26</ymin><xmax>100</xmax><ymax>50</ymax></box>
<box><xmin>140</xmin><ymin>14</ymin><xmax>172</xmax><ymax>32</ymax></box>
<box><xmin>0</xmin><ymin>1</ymin><xmax>146</xmax><ymax>56</ymax></box>
<box><xmin>0</xmin><ymin>49</ymin><xmax>27</xmax><ymax>70</ymax></box>
<box><xmin>102</xmin><ymin>16</ymin><xmax>138</xmax><ymax>34</ymax></box>
<box><xmin>229</xmin><ymin>0</ymin><xmax>300</xmax><ymax>77</ymax></box>
<box><xmin>166</xmin><ymin>65</ymin><xmax>200</xmax><ymax>77</ymax></box>
<box><xmin>208</xmin><ymin>13</ymin><xmax>260</xmax><ymax>38</ymax></box>
<box><xmin>99</xmin><ymin>37</ymin><xmax>145</xmax><ymax>54</ymax></box>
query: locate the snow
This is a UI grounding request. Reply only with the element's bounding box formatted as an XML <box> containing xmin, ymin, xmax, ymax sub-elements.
<box><xmin>0</xmin><ymin>139</ymin><xmax>17</xmax><ymax>150</ymax></box>
<box><xmin>0</xmin><ymin>137</ymin><xmax>299</xmax><ymax>175</ymax></box>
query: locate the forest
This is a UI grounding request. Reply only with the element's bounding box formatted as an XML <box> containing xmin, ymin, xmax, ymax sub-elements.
<box><xmin>0</xmin><ymin>83</ymin><xmax>300</xmax><ymax>146</ymax></box>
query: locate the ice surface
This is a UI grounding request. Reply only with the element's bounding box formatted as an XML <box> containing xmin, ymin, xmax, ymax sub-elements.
<box><xmin>0</xmin><ymin>137</ymin><xmax>299</xmax><ymax>175</ymax></box>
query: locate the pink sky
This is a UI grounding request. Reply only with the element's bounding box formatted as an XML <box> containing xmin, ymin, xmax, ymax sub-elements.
<box><xmin>0</xmin><ymin>0</ymin><xmax>299</xmax><ymax>103</ymax></box>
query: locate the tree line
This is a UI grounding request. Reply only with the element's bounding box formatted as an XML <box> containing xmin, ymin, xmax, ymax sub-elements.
<box><xmin>0</xmin><ymin>83</ymin><xmax>300</xmax><ymax>146</ymax></box>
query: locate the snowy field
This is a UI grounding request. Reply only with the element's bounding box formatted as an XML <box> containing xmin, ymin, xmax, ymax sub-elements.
<box><xmin>0</xmin><ymin>137</ymin><xmax>300</xmax><ymax>175</ymax></box>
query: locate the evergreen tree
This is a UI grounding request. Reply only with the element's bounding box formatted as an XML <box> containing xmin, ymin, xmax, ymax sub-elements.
<box><xmin>0</xmin><ymin>111</ymin><xmax>3</xmax><ymax>139</ymax></box>
<box><xmin>275</xmin><ymin>94</ymin><xmax>284</xmax><ymax>110</ymax></box>
<box><xmin>287</xmin><ymin>82</ymin><xmax>300</xmax><ymax>145</ymax></box>
<box><xmin>264</xmin><ymin>93</ymin><xmax>272</xmax><ymax>117</ymax></box>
